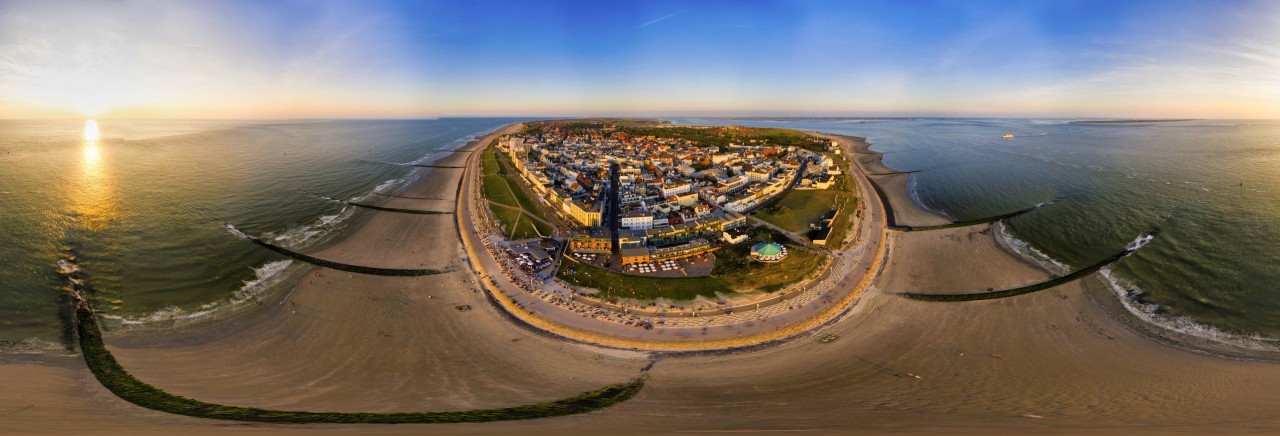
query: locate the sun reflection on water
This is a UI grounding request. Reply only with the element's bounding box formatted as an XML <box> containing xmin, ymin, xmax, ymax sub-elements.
<box><xmin>71</xmin><ymin>119</ymin><xmax>116</xmax><ymax>231</ymax></box>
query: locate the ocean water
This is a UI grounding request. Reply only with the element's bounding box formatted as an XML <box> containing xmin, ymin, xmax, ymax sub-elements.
<box><xmin>0</xmin><ymin>118</ymin><xmax>521</xmax><ymax>353</ymax></box>
<box><xmin>675</xmin><ymin>118</ymin><xmax>1280</xmax><ymax>346</ymax></box>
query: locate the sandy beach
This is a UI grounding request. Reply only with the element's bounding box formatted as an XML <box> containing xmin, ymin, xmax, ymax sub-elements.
<box><xmin>4</xmin><ymin>126</ymin><xmax>1280</xmax><ymax>434</ymax></box>
<box><xmin>840</xmin><ymin>135</ymin><xmax>950</xmax><ymax>228</ymax></box>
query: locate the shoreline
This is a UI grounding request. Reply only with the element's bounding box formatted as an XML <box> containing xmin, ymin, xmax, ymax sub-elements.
<box><xmin>5</xmin><ymin>121</ymin><xmax>1280</xmax><ymax>433</ymax></box>
<box><xmin>86</xmin><ymin>126</ymin><xmax>509</xmax><ymax>343</ymax></box>
<box><xmin>841</xmin><ymin>135</ymin><xmax>951</xmax><ymax>227</ymax></box>
<box><xmin>835</xmin><ymin>132</ymin><xmax>1280</xmax><ymax>361</ymax></box>
<box><xmin>453</xmin><ymin>126</ymin><xmax>891</xmax><ymax>351</ymax></box>
<box><xmin>98</xmin><ymin>124</ymin><xmax>514</xmax><ymax>345</ymax></box>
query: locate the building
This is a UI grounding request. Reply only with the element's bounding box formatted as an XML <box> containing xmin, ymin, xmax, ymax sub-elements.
<box><xmin>620</xmin><ymin>244</ymin><xmax>652</xmax><ymax>265</ymax></box>
<box><xmin>722</xmin><ymin>229</ymin><xmax>749</xmax><ymax>245</ymax></box>
<box><xmin>673</xmin><ymin>191</ymin><xmax>699</xmax><ymax>207</ymax></box>
<box><xmin>745</xmin><ymin>168</ymin><xmax>773</xmax><ymax>183</ymax></box>
<box><xmin>751</xmin><ymin>242</ymin><xmax>788</xmax><ymax>262</ymax></box>
<box><xmin>620</xmin><ymin>209</ymin><xmax>653</xmax><ymax>230</ymax></box>
<box><xmin>808</xmin><ymin>227</ymin><xmax>831</xmax><ymax>246</ymax></box>
<box><xmin>650</xmin><ymin>238</ymin><xmax>716</xmax><ymax>261</ymax></box>
<box><xmin>569</xmin><ymin>227</ymin><xmax>611</xmax><ymax>254</ymax></box>
<box><xmin>565</xmin><ymin>199</ymin><xmax>603</xmax><ymax>227</ymax></box>
<box><xmin>659</xmin><ymin>181</ymin><xmax>691</xmax><ymax>197</ymax></box>
<box><xmin>620</xmin><ymin>238</ymin><xmax>718</xmax><ymax>265</ymax></box>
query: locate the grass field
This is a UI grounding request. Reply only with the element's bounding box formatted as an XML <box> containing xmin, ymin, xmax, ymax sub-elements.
<box><xmin>754</xmin><ymin>151</ymin><xmax>859</xmax><ymax>247</ymax></box>
<box><xmin>755</xmin><ymin>189</ymin><xmax>849</xmax><ymax>233</ymax></box>
<box><xmin>558</xmin><ymin>257</ymin><xmax>731</xmax><ymax>301</ymax></box>
<box><xmin>480</xmin><ymin>147</ymin><xmax>553</xmax><ymax>239</ymax></box>
<box><xmin>557</xmin><ymin>227</ymin><xmax>825</xmax><ymax>302</ymax></box>
<box><xmin>714</xmin><ymin>227</ymin><xmax>826</xmax><ymax>292</ymax></box>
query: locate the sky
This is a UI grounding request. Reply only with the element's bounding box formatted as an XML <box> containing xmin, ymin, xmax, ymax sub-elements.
<box><xmin>0</xmin><ymin>0</ymin><xmax>1278</xmax><ymax>119</ymax></box>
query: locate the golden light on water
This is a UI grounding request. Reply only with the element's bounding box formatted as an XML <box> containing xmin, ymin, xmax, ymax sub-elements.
<box><xmin>83</xmin><ymin>119</ymin><xmax>100</xmax><ymax>142</ymax></box>
<box><xmin>72</xmin><ymin>118</ymin><xmax>116</xmax><ymax>231</ymax></box>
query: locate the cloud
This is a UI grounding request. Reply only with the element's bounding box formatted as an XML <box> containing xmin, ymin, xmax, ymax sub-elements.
<box><xmin>634</xmin><ymin>9</ymin><xmax>691</xmax><ymax>30</ymax></box>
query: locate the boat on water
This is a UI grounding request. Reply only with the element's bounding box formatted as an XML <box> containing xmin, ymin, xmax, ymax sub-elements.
<box><xmin>1002</xmin><ymin>134</ymin><xmax>1015</xmax><ymax>139</ymax></box>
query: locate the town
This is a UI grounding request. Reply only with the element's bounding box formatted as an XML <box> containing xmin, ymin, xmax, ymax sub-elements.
<box><xmin>494</xmin><ymin>120</ymin><xmax>845</xmax><ymax>273</ymax></box>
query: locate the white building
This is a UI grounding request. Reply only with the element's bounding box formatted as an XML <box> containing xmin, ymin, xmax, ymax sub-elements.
<box><xmin>659</xmin><ymin>181</ymin><xmax>691</xmax><ymax>197</ymax></box>
<box><xmin>745</xmin><ymin>169</ymin><xmax>773</xmax><ymax>183</ymax></box>
<box><xmin>621</xmin><ymin>209</ymin><xmax>654</xmax><ymax>230</ymax></box>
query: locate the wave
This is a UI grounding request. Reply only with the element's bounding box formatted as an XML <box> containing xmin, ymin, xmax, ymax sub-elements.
<box><xmin>1099</xmin><ymin>268</ymin><xmax>1280</xmax><ymax>352</ymax></box>
<box><xmin>403</xmin><ymin>129</ymin><xmax>484</xmax><ymax>166</ymax></box>
<box><xmin>265</xmin><ymin>208</ymin><xmax>353</xmax><ymax>250</ymax></box>
<box><xmin>993</xmin><ymin>222</ymin><xmax>1073</xmax><ymax>277</ymax></box>
<box><xmin>0</xmin><ymin>337</ymin><xmax>73</xmax><ymax>355</ymax></box>
<box><xmin>997</xmin><ymin>224</ymin><xmax>1278</xmax><ymax>351</ymax></box>
<box><xmin>904</xmin><ymin>174</ymin><xmax>954</xmax><ymax>221</ymax></box>
<box><xmin>101</xmin><ymin>259</ymin><xmax>296</xmax><ymax>328</ymax></box>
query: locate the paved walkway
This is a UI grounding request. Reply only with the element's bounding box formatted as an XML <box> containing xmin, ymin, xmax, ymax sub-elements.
<box><xmin>457</xmin><ymin>130</ymin><xmax>891</xmax><ymax>346</ymax></box>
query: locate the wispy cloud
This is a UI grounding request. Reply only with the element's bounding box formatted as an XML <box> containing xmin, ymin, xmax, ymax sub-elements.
<box><xmin>634</xmin><ymin>9</ymin><xmax>691</xmax><ymax>30</ymax></box>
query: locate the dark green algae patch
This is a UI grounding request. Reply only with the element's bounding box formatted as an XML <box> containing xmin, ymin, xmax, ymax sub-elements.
<box><xmin>75</xmin><ymin>305</ymin><xmax>645</xmax><ymax>424</ymax></box>
<box><xmin>896</xmin><ymin>234</ymin><xmax>1153</xmax><ymax>302</ymax></box>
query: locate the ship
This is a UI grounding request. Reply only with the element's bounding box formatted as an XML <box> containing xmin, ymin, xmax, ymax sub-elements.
<box><xmin>1002</xmin><ymin>134</ymin><xmax>1015</xmax><ymax>139</ymax></box>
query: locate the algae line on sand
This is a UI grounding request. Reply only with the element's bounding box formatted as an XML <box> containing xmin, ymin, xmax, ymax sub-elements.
<box><xmin>73</xmin><ymin>301</ymin><xmax>645</xmax><ymax>424</ymax></box>
<box><xmin>896</xmin><ymin>234</ymin><xmax>1155</xmax><ymax>302</ymax></box>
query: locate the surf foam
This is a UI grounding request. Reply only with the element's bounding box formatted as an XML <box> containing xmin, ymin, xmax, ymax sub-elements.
<box><xmin>103</xmin><ymin>259</ymin><xmax>296</xmax><ymax>328</ymax></box>
<box><xmin>1100</xmin><ymin>268</ymin><xmax>1280</xmax><ymax>352</ymax></box>
<box><xmin>993</xmin><ymin>221</ymin><xmax>1073</xmax><ymax>276</ymax></box>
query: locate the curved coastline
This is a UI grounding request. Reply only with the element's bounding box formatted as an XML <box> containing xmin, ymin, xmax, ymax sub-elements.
<box><xmin>74</xmin><ymin>303</ymin><xmax>645</xmax><ymax>424</ymax></box>
<box><xmin>848</xmin><ymin>131</ymin><xmax>1280</xmax><ymax>360</ymax></box>
<box><xmin>454</xmin><ymin>127</ymin><xmax>893</xmax><ymax>352</ymax></box>
<box><xmin>228</xmin><ymin>224</ymin><xmax>454</xmax><ymax>276</ymax></box>
<box><xmin>896</xmin><ymin>236</ymin><xmax>1145</xmax><ymax>301</ymax></box>
<box><xmin>8</xmin><ymin>123</ymin><xmax>1280</xmax><ymax>434</ymax></box>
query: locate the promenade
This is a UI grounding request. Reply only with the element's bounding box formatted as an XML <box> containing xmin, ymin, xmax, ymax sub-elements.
<box><xmin>457</xmin><ymin>126</ymin><xmax>891</xmax><ymax>350</ymax></box>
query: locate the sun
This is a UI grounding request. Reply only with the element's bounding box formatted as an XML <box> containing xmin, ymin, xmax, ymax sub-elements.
<box><xmin>84</xmin><ymin>119</ymin><xmax>100</xmax><ymax>142</ymax></box>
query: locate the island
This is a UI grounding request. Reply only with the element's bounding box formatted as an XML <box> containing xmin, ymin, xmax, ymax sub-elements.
<box><xmin>460</xmin><ymin>119</ymin><xmax>879</xmax><ymax>348</ymax></box>
<box><xmin>1068</xmin><ymin>119</ymin><xmax>1199</xmax><ymax>124</ymax></box>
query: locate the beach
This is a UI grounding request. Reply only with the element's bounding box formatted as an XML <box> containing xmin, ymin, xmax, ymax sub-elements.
<box><xmin>4</xmin><ymin>126</ymin><xmax>1280</xmax><ymax>434</ymax></box>
<box><xmin>844</xmin><ymin>136</ymin><xmax>950</xmax><ymax>228</ymax></box>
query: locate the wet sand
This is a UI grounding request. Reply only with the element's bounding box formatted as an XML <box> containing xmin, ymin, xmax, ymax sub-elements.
<box><xmin>839</xmin><ymin>134</ymin><xmax>950</xmax><ymax>227</ymax></box>
<box><xmin>4</xmin><ymin>125</ymin><xmax>1280</xmax><ymax>434</ymax></box>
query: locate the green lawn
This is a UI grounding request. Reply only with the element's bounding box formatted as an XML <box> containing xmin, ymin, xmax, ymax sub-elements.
<box><xmin>489</xmin><ymin>206</ymin><xmax>523</xmax><ymax>234</ymax></box>
<box><xmin>714</xmin><ymin>227</ymin><xmax>827</xmax><ymax>292</ymax></box>
<box><xmin>482</xmin><ymin>153</ymin><xmax>501</xmax><ymax>176</ymax></box>
<box><xmin>755</xmin><ymin>189</ymin><xmax>849</xmax><ymax>233</ymax></box>
<box><xmin>481</xmin><ymin>147</ymin><xmax>508</xmax><ymax>176</ymax></box>
<box><xmin>481</xmin><ymin>146</ymin><xmax>554</xmax><ymax>239</ymax></box>
<box><xmin>509</xmin><ymin>215</ymin><xmax>553</xmax><ymax>239</ymax></box>
<box><xmin>558</xmin><ymin>257</ymin><xmax>732</xmax><ymax>301</ymax></box>
<box><xmin>825</xmin><ymin>197</ymin><xmax>857</xmax><ymax>248</ymax></box>
<box><xmin>483</xmin><ymin>176</ymin><xmax>518</xmax><ymax>205</ymax></box>
<box><xmin>557</xmin><ymin>227</ymin><xmax>825</xmax><ymax>302</ymax></box>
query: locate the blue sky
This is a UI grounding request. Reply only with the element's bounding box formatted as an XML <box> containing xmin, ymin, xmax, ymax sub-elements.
<box><xmin>1</xmin><ymin>0</ymin><xmax>1277</xmax><ymax>118</ymax></box>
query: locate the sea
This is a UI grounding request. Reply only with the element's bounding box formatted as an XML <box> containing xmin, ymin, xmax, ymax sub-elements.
<box><xmin>3</xmin><ymin>117</ymin><xmax>1278</xmax><ymax>355</ymax></box>
<box><xmin>673</xmin><ymin>118</ymin><xmax>1280</xmax><ymax>349</ymax></box>
<box><xmin>0</xmin><ymin>118</ymin><xmax>524</xmax><ymax>354</ymax></box>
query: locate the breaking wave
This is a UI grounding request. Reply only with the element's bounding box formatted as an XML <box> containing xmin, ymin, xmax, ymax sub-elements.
<box><xmin>996</xmin><ymin>223</ymin><xmax>1278</xmax><ymax>352</ymax></box>
<box><xmin>1100</xmin><ymin>268</ymin><xmax>1280</xmax><ymax>352</ymax></box>
<box><xmin>101</xmin><ymin>259</ymin><xmax>296</xmax><ymax>328</ymax></box>
<box><xmin>264</xmin><ymin>206</ymin><xmax>355</xmax><ymax>250</ymax></box>
<box><xmin>0</xmin><ymin>337</ymin><xmax>73</xmax><ymax>355</ymax></box>
<box><xmin>992</xmin><ymin>221</ymin><xmax>1073</xmax><ymax>276</ymax></box>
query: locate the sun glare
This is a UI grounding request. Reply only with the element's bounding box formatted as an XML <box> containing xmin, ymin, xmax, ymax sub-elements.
<box><xmin>84</xmin><ymin>119</ymin><xmax>101</xmax><ymax>142</ymax></box>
